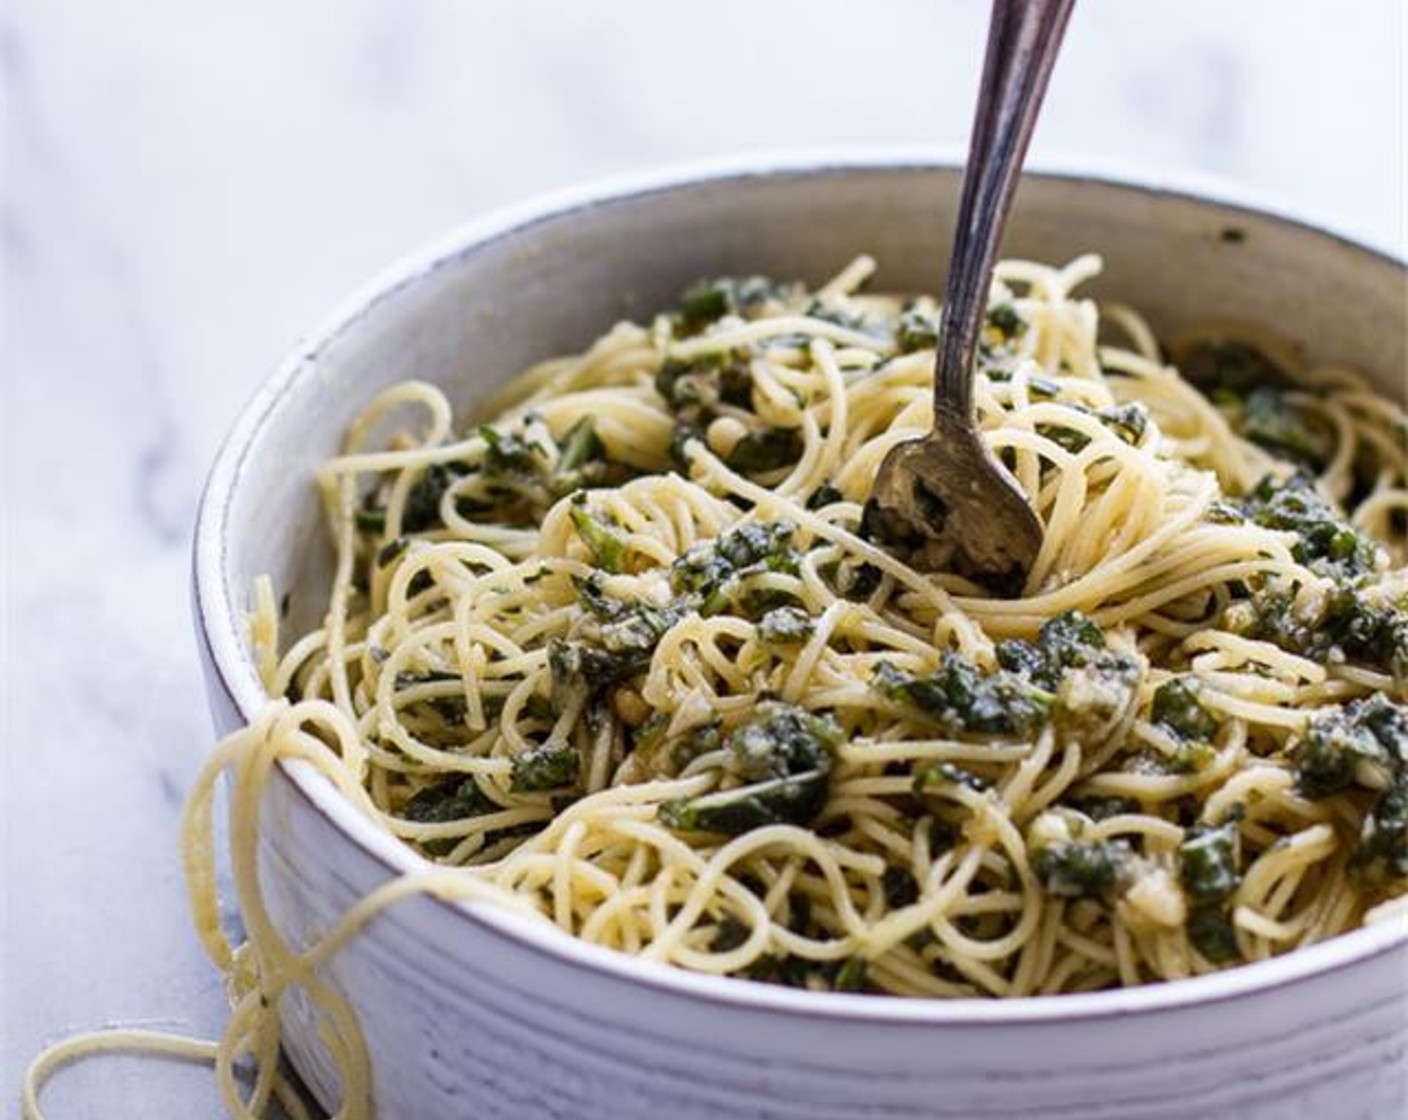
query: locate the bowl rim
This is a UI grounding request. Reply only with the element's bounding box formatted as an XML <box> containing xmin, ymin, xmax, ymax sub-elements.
<box><xmin>193</xmin><ymin>147</ymin><xmax>1408</xmax><ymax>1027</ymax></box>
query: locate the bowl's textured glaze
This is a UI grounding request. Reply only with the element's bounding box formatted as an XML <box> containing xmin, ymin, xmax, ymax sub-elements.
<box><xmin>195</xmin><ymin>156</ymin><xmax>1408</xmax><ymax>1120</ymax></box>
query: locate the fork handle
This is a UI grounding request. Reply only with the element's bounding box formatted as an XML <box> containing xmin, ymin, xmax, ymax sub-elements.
<box><xmin>935</xmin><ymin>0</ymin><xmax>1075</xmax><ymax>423</ymax></box>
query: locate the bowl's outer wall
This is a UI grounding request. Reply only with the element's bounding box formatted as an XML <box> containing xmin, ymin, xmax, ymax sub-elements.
<box><xmin>206</xmin><ymin>165</ymin><xmax>1408</xmax><ymax>1119</ymax></box>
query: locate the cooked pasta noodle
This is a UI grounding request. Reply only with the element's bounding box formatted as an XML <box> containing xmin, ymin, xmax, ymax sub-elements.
<box><xmin>24</xmin><ymin>255</ymin><xmax>1408</xmax><ymax>1120</ymax></box>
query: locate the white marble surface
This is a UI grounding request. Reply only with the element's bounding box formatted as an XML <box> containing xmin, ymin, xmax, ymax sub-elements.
<box><xmin>2</xmin><ymin>1</ymin><xmax>1404</xmax><ymax>1115</ymax></box>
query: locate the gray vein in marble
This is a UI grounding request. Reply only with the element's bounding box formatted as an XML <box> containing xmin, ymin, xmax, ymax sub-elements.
<box><xmin>352</xmin><ymin>3</ymin><xmax>421</xmax><ymax>103</ymax></box>
<box><xmin>2</xmin><ymin>12</ymin><xmax>196</xmax><ymax>549</ymax></box>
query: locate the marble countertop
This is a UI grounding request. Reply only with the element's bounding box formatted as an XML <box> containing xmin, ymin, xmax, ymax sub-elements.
<box><xmin>3</xmin><ymin>1</ymin><xmax>1404</xmax><ymax>1115</ymax></box>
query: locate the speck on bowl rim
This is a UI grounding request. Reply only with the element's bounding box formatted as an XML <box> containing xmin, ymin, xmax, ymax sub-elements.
<box><xmin>191</xmin><ymin>147</ymin><xmax>1408</xmax><ymax>1030</ymax></box>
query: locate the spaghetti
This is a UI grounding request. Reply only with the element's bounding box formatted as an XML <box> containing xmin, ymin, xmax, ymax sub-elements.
<box><xmin>24</xmin><ymin>254</ymin><xmax>1408</xmax><ymax>1119</ymax></box>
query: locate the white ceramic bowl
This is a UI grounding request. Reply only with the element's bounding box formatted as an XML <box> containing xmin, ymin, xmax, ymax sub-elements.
<box><xmin>194</xmin><ymin>154</ymin><xmax>1408</xmax><ymax>1120</ymax></box>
